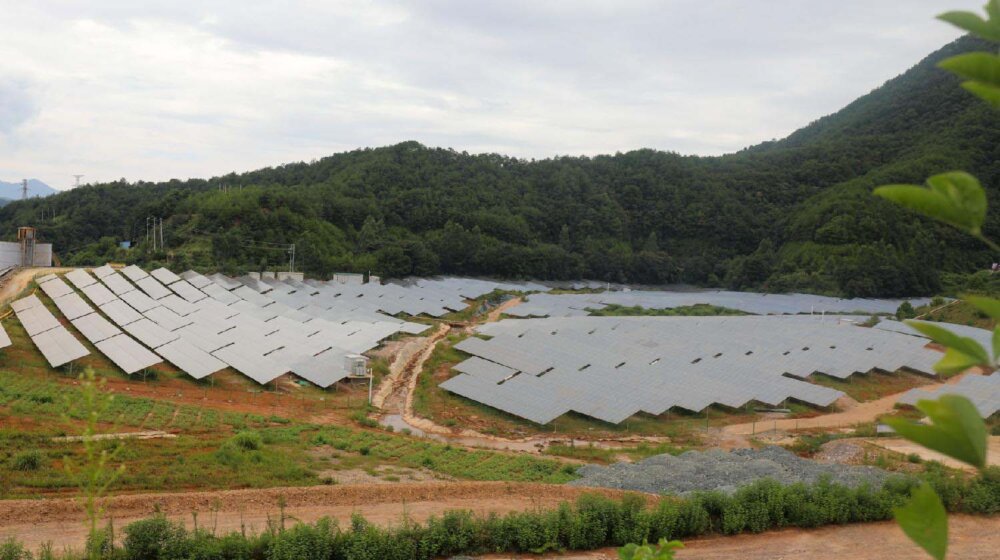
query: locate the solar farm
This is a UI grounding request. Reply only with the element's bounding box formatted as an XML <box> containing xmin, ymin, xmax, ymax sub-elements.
<box><xmin>6</xmin><ymin>266</ymin><xmax>546</xmax><ymax>387</ymax></box>
<box><xmin>4</xmin><ymin>265</ymin><xmax>999</xmax><ymax>427</ymax></box>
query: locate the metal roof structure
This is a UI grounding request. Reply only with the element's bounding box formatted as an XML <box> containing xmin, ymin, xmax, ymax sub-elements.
<box><xmin>442</xmin><ymin>315</ymin><xmax>942</xmax><ymax>424</ymax></box>
<box><xmin>32</xmin><ymin>326</ymin><xmax>89</xmax><ymax>367</ymax></box>
<box><xmin>95</xmin><ymin>334</ymin><xmax>162</xmax><ymax>374</ymax></box>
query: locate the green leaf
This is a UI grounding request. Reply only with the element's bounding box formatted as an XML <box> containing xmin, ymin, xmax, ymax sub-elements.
<box><xmin>962</xmin><ymin>81</ymin><xmax>1000</xmax><ymax>108</ymax></box>
<box><xmin>964</xmin><ymin>295</ymin><xmax>1000</xmax><ymax>321</ymax></box>
<box><xmin>894</xmin><ymin>482</ymin><xmax>948</xmax><ymax>560</ymax></box>
<box><xmin>935</xmin><ymin>347</ymin><xmax>985</xmax><ymax>374</ymax></box>
<box><xmin>874</xmin><ymin>172</ymin><xmax>986</xmax><ymax>235</ymax></box>
<box><xmin>988</xmin><ymin>0</ymin><xmax>1000</xmax><ymax>21</ymax></box>
<box><xmin>905</xmin><ymin>320</ymin><xmax>991</xmax><ymax>365</ymax></box>
<box><xmin>938</xmin><ymin>9</ymin><xmax>1000</xmax><ymax>41</ymax></box>
<box><xmin>884</xmin><ymin>395</ymin><xmax>987</xmax><ymax>469</ymax></box>
<box><xmin>939</xmin><ymin>53</ymin><xmax>1000</xmax><ymax>86</ymax></box>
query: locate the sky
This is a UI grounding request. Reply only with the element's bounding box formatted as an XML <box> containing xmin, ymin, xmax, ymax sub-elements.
<box><xmin>0</xmin><ymin>0</ymin><xmax>982</xmax><ymax>190</ymax></box>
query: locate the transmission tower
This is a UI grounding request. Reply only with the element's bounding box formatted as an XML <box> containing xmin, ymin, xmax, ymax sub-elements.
<box><xmin>72</xmin><ymin>175</ymin><xmax>83</xmax><ymax>188</ymax></box>
<box><xmin>20</xmin><ymin>179</ymin><xmax>27</xmax><ymax>200</ymax></box>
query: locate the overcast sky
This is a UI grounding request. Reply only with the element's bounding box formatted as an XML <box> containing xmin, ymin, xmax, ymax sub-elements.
<box><xmin>0</xmin><ymin>0</ymin><xmax>981</xmax><ymax>189</ymax></box>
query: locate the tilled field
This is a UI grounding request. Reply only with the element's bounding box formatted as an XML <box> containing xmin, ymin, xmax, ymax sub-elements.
<box><xmin>569</xmin><ymin>446</ymin><xmax>893</xmax><ymax>494</ymax></box>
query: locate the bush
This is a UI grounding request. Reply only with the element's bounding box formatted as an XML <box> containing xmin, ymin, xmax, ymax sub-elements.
<box><xmin>267</xmin><ymin>517</ymin><xmax>338</xmax><ymax>560</ymax></box>
<box><xmin>122</xmin><ymin>516</ymin><xmax>189</xmax><ymax>560</ymax></box>
<box><xmin>10</xmin><ymin>450</ymin><xmax>43</xmax><ymax>472</ymax></box>
<box><xmin>0</xmin><ymin>538</ymin><xmax>31</xmax><ymax>560</ymax></box>
<box><xmin>230</xmin><ymin>431</ymin><xmax>264</xmax><ymax>451</ymax></box>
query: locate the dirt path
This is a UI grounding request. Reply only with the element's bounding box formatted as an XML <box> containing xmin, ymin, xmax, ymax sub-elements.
<box><xmin>0</xmin><ymin>482</ymin><xmax>642</xmax><ymax>551</ymax></box>
<box><xmin>720</xmin><ymin>371</ymin><xmax>971</xmax><ymax>446</ymax></box>
<box><xmin>370</xmin><ymin>326</ymin><xmax>444</xmax><ymax>411</ymax></box>
<box><xmin>865</xmin><ymin>436</ymin><xmax>1000</xmax><ymax>471</ymax></box>
<box><xmin>0</xmin><ymin>266</ymin><xmax>75</xmax><ymax>307</ymax></box>
<box><xmin>492</xmin><ymin>515</ymin><xmax>999</xmax><ymax>559</ymax></box>
<box><xmin>487</xmin><ymin>296</ymin><xmax>523</xmax><ymax>322</ymax></box>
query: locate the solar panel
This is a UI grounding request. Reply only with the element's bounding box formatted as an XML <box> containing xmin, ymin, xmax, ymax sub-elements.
<box><xmin>11</xmin><ymin>294</ymin><xmax>43</xmax><ymax>313</ymax></box>
<box><xmin>99</xmin><ymin>299</ymin><xmax>143</xmax><ymax>326</ymax></box>
<box><xmin>143</xmin><ymin>306</ymin><xmax>194</xmax><ymax>331</ymax></box>
<box><xmin>93</xmin><ymin>264</ymin><xmax>115</xmax><ymax>278</ymax></box>
<box><xmin>53</xmin><ymin>292</ymin><xmax>94</xmax><ymax>320</ymax></box>
<box><xmin>120</xmin><ymin>289</ymin><xmax>160</xmax><ymax>312</ymax></box>
<box><xmin>80</xmin><ymin>283</ymin><xmax>117</xmax><ymax>306</ymax></box>
<box><xmin>121</xmin><ymin>265</ymin><xmax>149</xmax><ymax>281</ymax></box>
<box><xmin>156</xmin><ymin>338</ymin><xmax>226</xmax><ymax>379</ymax></box>
<box><xmin>200</xmin><ymin>282</ymin><xmax>241</xmax><ymax>304</ymax></box>
<box><xmin>37</xmin><ymin>273</ymin><xmax>59</xmax><ymax>284</ymax></box>
<box><xmin>135</xmin><ymin>276</ymin><xmax>172</xmax><ymax>300</ymax></box>
<box><xmin>290</xmin><ymin>348</ymin><xmax>350</xmax><ymax>387</ymax></box>
<box><xmin>65</xmin><ymin>269</ymin><xmax>97</xmax><ymax>289</ymax></box>
<box><xmin>32</xmin><ymin>326</ymin><xmax>89</xmax><ymax>367</ymax></box>
<box><xmin>180</xmin><ymin>270</ymin><xmax>213</xmax><ymax>289</ymax></box>
<box><xmin>158</xmin><ymin>294</ymin><xmax>199</xmax><ymax>316</ymax></box>
<box><xmin>150</xmin><ymin>267</ymin><xmax>181</xmax><ymax>285</ymax></box>
<box><xmin>209</xmin><ymin>273</ymin><xmax>242</xmax><ymax>290</ymax></box>
<box><xmin>70</xmin><ymin>312</ymin><xmax>122</xmax><ymax>343</ymax></box>
<box><xmin>122</xmin><ymin>318</ymin><xmax>178</xmax><ymax>348</ymax></box>
<box><xmin>39</xmin><ymin>277</ymin><xmax>74</xmax><ymax>299</ymax></box>
<box><xmin>0</xmin><ymin>322</ymin><xmax>11</xmax><ymax>350</ymax></box>
<box><xmin>100</xmin><ymin>272</ymin><xmax>136</xmax><ymax>296</ymax></box>
<box><xmin>212</xmin><ymin>342</ymin><xmax>288</xmax><ymax>384</ymax></box>
<box><xmin>14</xmin><ymin>303</ymin><xmax>61</xmax><ymax>336</ymax></box>
<box><xmin>169</xmin><ymin>279</ymin><xmax>206</xmax><ymax>303</ymax></box>
<box><xmin>96</xmin><ymin>334</ymin><xmax>162</xmax><ymax>374</ymax></box>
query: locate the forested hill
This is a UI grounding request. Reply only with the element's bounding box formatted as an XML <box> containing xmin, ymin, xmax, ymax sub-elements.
<box><xmin>1</xmin><ymin>36</ymin><xmax>996</xmax><ymax>298</ymax></box>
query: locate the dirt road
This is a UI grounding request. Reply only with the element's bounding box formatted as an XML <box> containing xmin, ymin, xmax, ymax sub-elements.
<box><xmin>0</xmin><ymin>482</ymin><xmax>641</xmax><ymax>551</ymax></box>
<box><xmin>0</xmin><ymin>267</ymin><xmax>75</xmax><ymax>306</ymax></box>
<box><xmin>487</xmin><ymin>515</ymin><xmax>999</xmax><ymax>559</ymax></box>
<box><xmin>866</xmin><ymin>436</ymin><xmax>1000</xmax><ymax>471</ymax></box>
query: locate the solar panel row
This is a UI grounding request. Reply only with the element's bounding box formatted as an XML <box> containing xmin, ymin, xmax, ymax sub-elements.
<box><xmin>442</xmin><ymin>315</ymin><xmax>943</xmax><ymax>424</ymax></box>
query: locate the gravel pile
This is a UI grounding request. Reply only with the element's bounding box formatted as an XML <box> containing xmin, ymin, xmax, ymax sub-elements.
<box><xmin>569</xmin><ymin>446</ymin><xmax>892</xmax><ymax>495</ymax></box>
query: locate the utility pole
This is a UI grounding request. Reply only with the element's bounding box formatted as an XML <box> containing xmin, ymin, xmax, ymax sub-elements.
<box><xmin>159</xmin><ymin>217</ymin><xmax>164</xmax><ymax>250</ymax></box>
<box><xmin>288</xmin><ymin>243</ymin><xmax>295</xmax><ymax>272</ymax></box>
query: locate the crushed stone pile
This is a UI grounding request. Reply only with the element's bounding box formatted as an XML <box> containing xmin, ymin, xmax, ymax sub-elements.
<box><xmin>568</xmin><ymin>446</ymin><xmax>893</xmax><ymax>495</ymax></box>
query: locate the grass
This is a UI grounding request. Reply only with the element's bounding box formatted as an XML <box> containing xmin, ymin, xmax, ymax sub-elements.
<box><xmin>808</xmin><ymin>370</ymin><xmax>933</xmax><ymax>402</ymax></box>
<box><xmin>543</xmin><ymin>442</ymin><xmax>689</xmax><ymax>464</ymax></box>
<box><xmin>915</xmin><ymin>299</ymin><xmax>995</xmax><ymax>329</ymax></box>
<box><xmin>587</xmin><ymin>303</ymin><xmax>748</xmax><ymax>317</ymax></box>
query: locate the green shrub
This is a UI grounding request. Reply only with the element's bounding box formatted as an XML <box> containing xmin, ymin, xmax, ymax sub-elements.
<box><xmin>230</xmin><ymin>431</ymin><xmax>264</xmax><ymax>451</ymax></box>
<box><xmin>0</xmin><ymin>538</ymin><xmax>31</xmax><ymax>560</ymax></box>
<box><xmin>267</xmin><ymin>517</ymin><xmax>338</xmax><ymax>560</ymax></box>
<box><xmin>122</xmin><ymin>516</ymin><xmax>189</xmax><ymax>560</ymax></box>
<box><xmin>10</xmin><ymin>450</ymin><xmax>43</xmax><ymax>471</ymax></box>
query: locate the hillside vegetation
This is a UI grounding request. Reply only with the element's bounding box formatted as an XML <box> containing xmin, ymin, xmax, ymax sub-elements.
<box><xmin>1</xmin><ymin>37</ymin><xmax>997</xmax><ymax>297</ymax></box>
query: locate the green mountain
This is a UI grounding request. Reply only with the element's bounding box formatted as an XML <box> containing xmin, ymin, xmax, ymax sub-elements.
<box><xmin>0</xmin><ymin>36</ymin><xmax>996</xmax><ymax>298</ymax></box>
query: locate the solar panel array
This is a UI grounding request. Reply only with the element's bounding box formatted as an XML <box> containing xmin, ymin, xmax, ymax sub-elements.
<box><xmin>441</xmin><ymin>315</ymin><xmax>943</xmax><ymax>424</ymax></box>
<box><xmin>509</xmin><ymin>291</ymin><xmax>937</xmax><ymax>317</ymax></box>
<box><xmin>11</xmin><ymin>286</ymin><xmax>86</xmax><ymax>367</ymax></box>
<box><xmin>898</xmin><ymin>374</ymin><xmax>1000</xmax><ymax>418</ymax></box>
<box><xmin>35</xmin><ymin>266</ymin><xmax>549</xmax><ymax>386</ymax></box>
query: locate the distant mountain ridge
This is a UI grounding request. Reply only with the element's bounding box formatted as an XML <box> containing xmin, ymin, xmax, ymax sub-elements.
<box><xmin>0</xmin><ymin>180</ymin><xmax>58</xmax><ymax>201</ymax></box>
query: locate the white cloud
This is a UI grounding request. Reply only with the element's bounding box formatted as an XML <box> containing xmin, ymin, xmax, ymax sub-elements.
<box><xmin>0</xmin><ymin>0</ymin><xmax>981</xmax><ymax>188</ymax></box>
